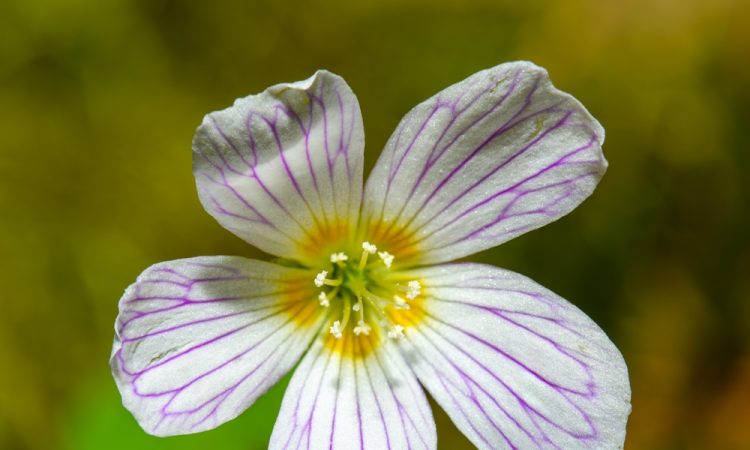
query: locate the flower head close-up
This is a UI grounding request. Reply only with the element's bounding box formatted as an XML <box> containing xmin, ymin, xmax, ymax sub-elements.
<box><xmin>111</xmin><ymin>61</ymin><xmax>631</xmax><ymax>449</ymax></box>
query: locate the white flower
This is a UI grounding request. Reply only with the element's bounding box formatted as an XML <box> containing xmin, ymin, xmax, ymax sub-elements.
<box><xmin>111</xmin><ymin>62</ymin><xmax>631</xmax><ymax>449</ymax></box>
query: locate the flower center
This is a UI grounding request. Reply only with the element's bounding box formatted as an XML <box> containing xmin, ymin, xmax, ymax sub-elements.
<box><xmin>313</xmin><ymin>241</ymin><xmax>421</xmax><ymax>341</ymax></box>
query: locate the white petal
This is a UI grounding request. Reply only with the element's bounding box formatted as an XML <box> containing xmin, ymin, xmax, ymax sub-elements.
<box><xmin>401</xmin><ymin>263</ymin><xmax>630</xmax><ymax>449</ymax></box>
<box><xmin>362</xmin><ymin>61</ymin><xmax>606</xmax><ymax>264</ymax></box>
<box><xmin>269</xmin><ymin>333</ymin><xmax>436</xmax><ymax>450</ymax></box>
<box><xmin>110</xmin><ymin>256</ymin><xmax>324</xmax><ymax>436</ymax></box>
<box><xmin>193</xmin><ymin>71</ymin><xmax>364</xmax><ymax>261</ymax></box>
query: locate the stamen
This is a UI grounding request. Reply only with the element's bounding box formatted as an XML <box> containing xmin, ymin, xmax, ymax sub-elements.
<box><xmin>406</xmin><ymin>280</ymin><xmax>421</xmax><ymax>300</ymax></box>
<box><xmin>329</xmin><ymin>320</ymin><xmax>343</xmax><ymax>339</ymax></box>
<box><xmin>330</xmin><ymin>252</ymin><xmax>348</xmax><ymax>264</ymax></box>
<box><xmin>362</xmin><ymin>291</ymin><xmax>394</xmax><ymax>311</ymax></box>
<box><xmin>339</xmin><ymin>296</ymin><xmax>352</xmax><ymax>332</ymax></box>
<box><xmin>388</xmin><ymin>325</ymin><xmax>405</xmax><ymax>340</ymax></box>
<box><xmin>378</xmin><ymin>251</ymin><xmax>394</xmax><ymax>268</ymax></box>
<box><xmin>353</xmin><ymin>320</ymin><xmax>371</xmax><ymax>336</ymax></box>
<box><xmin>359</xmin><ymin>292</ymin><xmax>398</xmax><ymax>336</ymax></box>
<box><xmin>314</xmin><ymin>241</ymin><xmax>419</xmax><ymax>342</ymax></box>
<box><xmin>393</xmin><ymin>294</ymin><xmax>410</xmax><ymax>309</ymax></box>
<box><xmin>359</xmin><ymin>241</ymin><xmax>377</xmax><ymax>270</ymax></box>
<box><xmin>314</xmin><ymin>270</ymin><xmax>328</xmax><ymax>287</ymax></box>
<box><xmin>347</xmin><ymin>293</ymin><xmax>368</xmax><ymax>329</ymax></box>
<box><xmin>314</xmin><ymin>270</ymin><xmax>341</xmax><ymax>287</ymax></box>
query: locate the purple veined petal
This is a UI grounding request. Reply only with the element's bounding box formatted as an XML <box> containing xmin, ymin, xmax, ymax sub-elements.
<box><xmin>110</xmin><ymin>256</ymin><xmax>325</xmax><ymax>436</ymax></box>
<box><xmin>400</xmin><ymin>263</ymin><xmax>630</xmax><ymax>450</ymax></box>
<box><xmin>362</xmin><ymin>61</ymin><xmax>606</xmax><ymax>264</ymax></box>
<box><xmin>193</xmin><ymin>71</ymin><xmax>364</xmax><ymax>262</ymax></box>
<box><xmin>269</xmin><ymin>331</ymin><xmax>436</xmax><ymax>450</ymax></box>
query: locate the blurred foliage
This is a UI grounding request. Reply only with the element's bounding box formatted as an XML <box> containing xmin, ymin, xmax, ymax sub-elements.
<box><xmin>1</xmin><ymin>0</ymin><xmax>749</xmax><ymax>449</ymax></box>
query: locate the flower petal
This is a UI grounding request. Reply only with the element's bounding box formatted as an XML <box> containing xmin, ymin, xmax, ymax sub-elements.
<box><xmin>269</xmin><ymin>332</ymin><xmax>436</xmax><ymax>450</ymax></box>
<box><xmin>400</xmin><ymin>263</ymin><xmax>630</xmax><ymax>450</ymax></box>
<box><xmin>362</xmin><ymin>61</ymin><xmax>606</xmax><ymax>264</ymax></box>
<box><xmin>193</xmin><ymin>71</ymin><xmax>364</xmax><ymax>261</ymax></box>
<box><xmin>110</xmin><ymin>256</ymin><xmax>324</xmax><ymax>436</ymax></box>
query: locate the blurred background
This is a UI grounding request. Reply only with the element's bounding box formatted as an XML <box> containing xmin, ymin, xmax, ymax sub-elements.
<box><xmin>1</xmin><ymin>0</ymin><xmax>749</xmax><ymax>448</ymax></box>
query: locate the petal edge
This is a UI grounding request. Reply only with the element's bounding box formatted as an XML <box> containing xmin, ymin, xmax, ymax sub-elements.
<box><xmin>111</xmin><ymin>256</ymin><xmax>324</xmax><ymax>436</ymax></box>
<box><xmin>402</xmin><ymin>263</ymin><xmax>630</xmax><ymax>449</ymax></box>
<box><xmin>363</xmin><ymin>61</ymin><xmax>606</xmax><ymax>264</ymax></box>
<box><xmin>193</xmin><ymin>71</ymin><xmax>365</xmax><ymax>261</ymax></box>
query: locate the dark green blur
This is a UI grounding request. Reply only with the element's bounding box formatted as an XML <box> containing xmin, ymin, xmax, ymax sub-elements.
<box><xmin>1</xmin><ymin>0</ymin><xmax>749</xmax><ymax>449</ymax></box>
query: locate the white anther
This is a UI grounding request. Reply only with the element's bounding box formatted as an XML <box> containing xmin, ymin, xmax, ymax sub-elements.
<box><xmin>318</xmin><ymin>291</ymin><xmax>330</xmax><ymax>307</ymax></box>
<box><xmin>406</xmin><ymin>280</ymin><xmax>421</xmax><ymax>300</ymax></box>
<box><xmin>393</xmin><ymin>294</ymin><xmax>410</xmax><ymax>309</ymax></box>
<box><xmin>330</xmin><ymin>252</ymin><xmax>348</xmax><ymax>263</ymax></box>
<box><xmin>378</xmin><ymin>251</ymin><xmax>394</xmax><ymax>268</ymax></box>
<box><xmin>314</xmin><ymin>270</ymin><xmax>328</xmax><ymax>287</ymax></box>
<box><xmin>329</xmin><ymin>320</ymin><xmax>343</xmax><ymax>339</ymax></box>
<box><xmin>388</xmin><ymin>325</ymin><xmax>405</xmax><ymax>340</ymax></box>
<box><xmin>352</xmin><ymin>302</ymin><xmax>362</xmax><ymax>312</ymax></box>
<box><xmin>353</xmin><ymin>320</ymin><xmax>371</xmax><ymax>336</ymax></box>
<box><xmin>362</xmin><ymin>241</ymin><xmax>377</xmax><ymax>254</ymax></box>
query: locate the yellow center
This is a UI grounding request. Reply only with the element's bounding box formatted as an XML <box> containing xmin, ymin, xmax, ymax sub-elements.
<box><xmin>286</xmin><ymin>220</ymin><xmax>426</xmax><ymax>359</ymax></box>
<box><xmin>309</xmin><ymin>242</ymin><xmax>424</xmax><ymax>358</ymax></box>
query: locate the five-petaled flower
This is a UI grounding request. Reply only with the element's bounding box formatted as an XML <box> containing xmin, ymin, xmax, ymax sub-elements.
<box><xmin>111</xmin><ymin>61</ymin><xmax>631</xmax><ymax>449</ymax></box>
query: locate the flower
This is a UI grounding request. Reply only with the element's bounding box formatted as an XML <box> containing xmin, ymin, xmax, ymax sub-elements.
<box><xmin>111</xmin><ymin>61</ymin><xmax>631</xmax><ymax>449</ymax></box>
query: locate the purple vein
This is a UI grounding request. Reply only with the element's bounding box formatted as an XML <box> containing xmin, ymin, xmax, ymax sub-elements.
<box><xmin>265</xmin><ymin>113</ymin><xmax>327</xmax><ymax>234</ymax></box>
<box><xmin>377</xmin><ymin>74</ymin><xmax>542</xmax><ymax>243</ymax></box>
<box><xmin>422</xmin><ymin>316</ymin><xmax>597</xmax><ymax>439</ymax></box>
<box><xmin>278</xmin><ymin>102</ymin><xmax>329</xmax><ymax>232</ymax></box>
<box><xmin>416</xmin><ymin>323</ymin><xmax>556</xmax><ymax>445</ymax></box>
<box><xmin>360</xmin><ymin>353</ymin><xmax>393</xmax><ymax>450</ymax></box>
<box><xmin>353</xmin><ymin>339</ymin><xmax>365</xmax><ymax>450</ymax></box>
<box><xmin>394</xmin><ymin>107</ymin><xmax>572</xmax><ymax>251</ymax></box>
<box><xmin>409</xmin><ymin>327</ymin><xmax>533</xmax><ymax>447</ymax></box>
<box><xmin>328</xmin><ymin>341</ymin><xmax>344</xmax><ymax>450</ymax></box>
<box><xmin>122</xmin><ymin>301</ymin><xmax>302</xmax><ymax>378</ymax></box>
<box><xmin>429</xmin><ymin>296</ymin><xmax>594</xmax><ymax>377</ymax></box>
<box><xmin>376</xmin><ymin>71</ymin><xmax>523</xmax><ymax>240</ymax></box>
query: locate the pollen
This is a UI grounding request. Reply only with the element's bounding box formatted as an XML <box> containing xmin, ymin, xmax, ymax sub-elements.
<box><xmin>387</xmin><ymin>325</ymin><xmax>405</xmax><ymax>340</ymax></box>
<box><xmin>330</xmin><ymin>252</ymin><xmax>348</xmax><ymax>263</ymax></box>
<box><xmin>313</xmin><ymin>242</ymin><xmax>426</xmax><ymax>357</ymax></box>
<box><xmin>314</xmin><ymin>270</ymin><xmax>341</xmax><ymax>288</ymax></box>
<box><xmin>378</xmin><ymin>251</ymin><xmax>394</xmax><ymax>268</ymax></box>
<box><xmin>329</xmin><ymin>320</ymin><xmax>343</xmax><ymax>339</ymax></box>
<box><xmin>393</xmin><ymin>294</ymin><xmax>409</xmax><ymax>309</ymax></box>
<box><xmin>353</xmin><ymin>320</ymin><xmax>371</xmax><ymax>336</ymax></box>
<box><xmin>314</xmin><ymin>270</ymin><xmax>328</xmax><ymax>287</ymax></box>
<box><xmin>362</xmin><ymin>242</ymin><xmax>377</xmax><ymax>254</ymax></box>
<box><xmin>406</xmin><ymin>280</ymin><xmax>421</xmax><ymax>300</ymax></box>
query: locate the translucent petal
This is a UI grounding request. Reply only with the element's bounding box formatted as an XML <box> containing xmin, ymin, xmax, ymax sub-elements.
<box><xmin>362</xmin><ymin>61</ymin><xmax>606</xmax><ymax>264</ymax></box>
<box><xmin>193</xmin><ymin>71</ymin><xmax>364</xmax><ymax>261</ymax></box>
<box><xmin>269</xmin><ymin>332</ymin><xmax>436</xmax><ymax>450</ymax></box>
<box><xmin>401</xmin><ymin>263</ymin><xmax>630</xmax><ymax>449</ymax></box>
<box><xmin>110</xmin><ymin>256</ymin><xmax>324</xmax><ymax>436</ymax></box>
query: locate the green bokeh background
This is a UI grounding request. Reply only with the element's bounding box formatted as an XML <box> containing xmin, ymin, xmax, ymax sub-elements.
<box><xmin>2</xmin><ymin>0</ymin><xmax>749</xmax><ymax>449</ymax></box>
